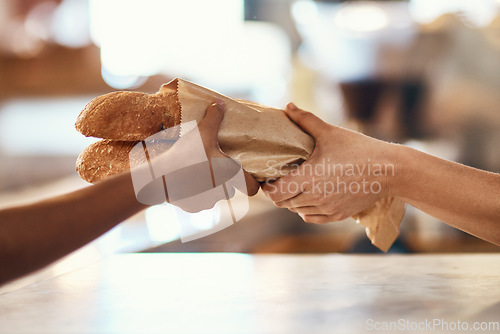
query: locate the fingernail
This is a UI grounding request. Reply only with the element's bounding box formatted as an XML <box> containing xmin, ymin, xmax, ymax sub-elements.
<box><xmin>214</xmin><ymin>99</ymin><xmax>225</xmax><ymax>107</ymax></box>
<box><xmin>210</xmin><ymin>100</ymin><xmax>225</xmax><ymax>115</ymax></box>
<box><xmin>287</xmin><ymin>102</ymin><xmax>298</xmax><ymax>111</ymax></box>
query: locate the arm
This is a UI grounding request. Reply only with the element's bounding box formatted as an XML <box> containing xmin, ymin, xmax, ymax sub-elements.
<box><xmin>0</xmin><ymin>171</ymin><xmax>146</xmax><ymax>285</ymax></box>
<box><xmin>0</xmin><ymin>101</ymin><xmax>259</xmax><ymax>285</ymax></box>
<box><xmin>262</xmin><ymin>103</ymin><xmax>500</xmax><ymax>245</ymax></box>
<box><xmin>393</xmin><ymin>145</ymin><xmax>500</xmax><ymax>244</ymax></box>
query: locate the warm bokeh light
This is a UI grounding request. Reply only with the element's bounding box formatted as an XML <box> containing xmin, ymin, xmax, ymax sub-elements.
<box><xmin>88</xmin><ymin>0</ymin><xmax>291</xmax><ymax>103</ymax></box>
<box><xmin>292</xmin><ymin>0</ymin><xmax>415</xmax><ymax>81</ymax></box>
<box><xmin>90</xmin><ymin>0</ymin><xmax>244</xmax><ymax>83</ymax></box>
<box><xmin>51</xmin><ymin>0</ymin><xmax>91</xmax><ymax>48</ymax></box>
<box><xmin>334</xmin><ymin>3</ymin><xmax>389</xmax><ymax>32</ymax></box>
<box><xmin>145</xmin><ymin>204</ymin><xmax>181</xmax><ymax>243</ymax></box>
<box><xmin>410</xmin><ymin>0</ymin><xmax>499</xmax><ymax>26</ymax></box>
<box><xmin>145</xmin><ymin>202</ymin><xmax>222</xmax><ymax>243</ymax></box>
<box><xmin>25</xmin><ymin>1</ymin><xmax>58</xmax><ymax>42</ymax></box>
<box><xmin>0</xmin><ymin>97</ymin><xmax>97</xmax><ymax>155</ymax></box>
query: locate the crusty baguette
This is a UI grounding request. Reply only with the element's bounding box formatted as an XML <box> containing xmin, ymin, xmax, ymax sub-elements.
<box><xmin>76</xmin><ymin>139</ymin><xmax>176</xmax><ymax>183</ymax></box>
<box><xmin>76</xmin><ymin>140</ymin><xmax>137</xmax><ymax>183</ymax></box>
<box><xmin>75</xmin><ymin>90</ymin><xmax>181</xmax><ymax>141</ymax></box>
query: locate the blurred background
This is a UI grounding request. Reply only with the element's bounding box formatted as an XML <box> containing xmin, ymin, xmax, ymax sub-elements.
<box><xmin>1</xmin><ymin>0</ymin><xmax>499</xmax><ymax>285</ymax></box>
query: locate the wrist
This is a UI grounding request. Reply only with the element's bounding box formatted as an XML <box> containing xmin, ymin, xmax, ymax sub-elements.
<box><xmin>384</xmin><ymin>143</ymin><xmax>411</xmax><ymax>198</ymax></box>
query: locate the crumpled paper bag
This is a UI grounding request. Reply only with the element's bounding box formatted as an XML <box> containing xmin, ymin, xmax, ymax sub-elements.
<box><xmin>161</xmin><ymin>78</ymin><xmax>405</xmax><ymax>251</ymax></box>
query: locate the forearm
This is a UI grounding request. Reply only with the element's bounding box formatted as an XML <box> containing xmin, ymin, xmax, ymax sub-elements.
<box><xmin>391</xmin><ymin>145</ymin><xmax>500</xmax><ymax>245</ymax></box>
<box><xmin>0</xmin><ymin>172</ymin><xmax>147</xmax><ymax>285</ymax></box>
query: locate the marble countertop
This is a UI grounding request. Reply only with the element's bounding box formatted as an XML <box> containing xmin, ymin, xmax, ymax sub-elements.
<box><xmin>0</xmin><ymin>253</ymin><xmax>499</xmax><ymax>334</ymax></box>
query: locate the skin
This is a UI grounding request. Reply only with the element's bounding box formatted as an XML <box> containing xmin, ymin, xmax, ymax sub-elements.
<box><xmin>0</xmin><ymin>101</ymin><xmax>259</xmax><ymax>286</ymax></box>
<box><xmin>262</xmin><ymin>103</ymin><xmax>500</xmax><ymax>246</ymax></box>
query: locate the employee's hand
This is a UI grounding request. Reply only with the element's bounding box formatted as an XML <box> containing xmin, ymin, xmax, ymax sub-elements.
<box><xmin>262</xmin><ymin>103</ymin><xmax>500</xmax><ymax>247</ymax></box>
<box><xmin>261</xmin><ymin>103</ymin><xmax>395</xmax><ymax>223</ymax></box>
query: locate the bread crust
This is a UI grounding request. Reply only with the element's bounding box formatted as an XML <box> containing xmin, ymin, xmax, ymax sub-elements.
<box><xmin>75</xmin><ymin>90</ymin><xmax>181</xmax><ymax>141</ymax></box>
<box><xmin>76</xmin><ymin>140</ymin><xmax>137</xmax><ymax>183</ymax></box>
<box><xmin>76</xmin><ymin>139</ymin><xmax>176</xmax><ymax>183</ymax></box>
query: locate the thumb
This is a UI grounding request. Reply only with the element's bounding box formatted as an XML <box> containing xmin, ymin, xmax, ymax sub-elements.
<box><xmin>285</xmin><ymin>102</ymin><xmax>327</xmax><ymax>138</ymax></box>
<box><xmin>197</xmin><ymin>99</ymin><xmax>226</xmax><ymax>157</ymax></box>
<box><xmin>200</xmin><ymin>99</ymin><xmax>225</xmax><ymax>130</ymax></box>
<box><xmin>198</xmin><ymin>99</ymin><xmax>225</xmax><ymax>143</ymax></box>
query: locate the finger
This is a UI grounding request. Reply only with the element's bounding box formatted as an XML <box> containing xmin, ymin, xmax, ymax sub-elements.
<box><xmin>285</xmin><ymin>103</ymin><xmax>328</xmax><ymax>138</ymax></box>
<box><xmin>228</xmin><ymin>170</ymin><xmax>259</xmax><ymax>196</ymax></box>
<box><xmin>275</xmin><ymin>193</ymin><xmax>316</xmax><ymax>209</ymax></box>
<box><xmin>261</xmin><ymin>176</ymin><xmax>304</xmax><ymax>203</ymax></box>
<box><xmin>300</xmin><ymin>214</ymin><xmax>333</xmax><ymax>224</ymax></box>
<box><xmin>273</xmin><ymin>183</ymin><xmax>324</xmax><ymax>208</ymax></box>
<box><xmin>198</xmin><ymin>100</ymin><xmax>225</xmax><ymax>153</ymax></box>
<box><xmin>211</xmin><ymin>156</ymin><xmax>259</xmax><ymax>197</ymax></box>
<box><xmin>200</xmin><ymin>99</ymin><xmax>225</xmax><ymax>131</ymax></box>
<box><xmin>289</xmin><ymin>206</ymin><xmax>323</xmax><ymax>215</ymax></box>
<box><xmin>243</xmin><ymin>171</ymin><xmax>260</xmax><ymax>196</ymax></box>
<box><xmin>260</xmin><ymin>179</ymin><xmax>276</xmax><ymax>194</ymax></box>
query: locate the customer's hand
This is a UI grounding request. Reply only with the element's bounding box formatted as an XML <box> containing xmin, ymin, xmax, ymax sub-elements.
<box><xmin>132</xmin><ymin>100</ymin><xmax>259</xmax><ymax>211</ymax></box>
<box><xmin>191</xmin><ymin>100</ymin><xmax>260</xmax><ymax>197</ymax></box>
<box><xmin>261</xmin><ymin>103</ymin><xmax>397</xmax><ymax>223</ymax></box>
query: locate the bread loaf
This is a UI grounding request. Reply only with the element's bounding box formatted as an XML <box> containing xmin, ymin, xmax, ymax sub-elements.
<box><xmin>75</xmin><ymin>90</ymin><xmax>181</xmax><ymax>141</ymax></box>
<box><xmin>76</xmin><ymin>139</ymin><xmax>176</xmax><ymax>183</ymax></box>
<box><xmin>76</xmin><ymin>140</ymin><xmax>136</xmax><ymax>183</ymax></box>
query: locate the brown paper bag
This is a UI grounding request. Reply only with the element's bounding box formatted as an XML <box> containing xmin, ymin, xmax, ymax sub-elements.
<box><xmin>160</xmin><ymin>78</ymin><xmax>405</xmax><ymax>251</ymax></box>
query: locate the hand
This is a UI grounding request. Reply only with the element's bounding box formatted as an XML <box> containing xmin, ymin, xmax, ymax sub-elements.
<box><xmin>261</xmin><ymin>103</ymin><xmax>397</xmax><ymax>223</ymax></box>
<box><xmin>132</xmin><ymin>100</ymin><xmax>260</xmax><ymax>211</ymax></box>
<box><xmin>196</xmin><ymin>100</ymin><xmax>260</xmax><ymax>197</ymax></box>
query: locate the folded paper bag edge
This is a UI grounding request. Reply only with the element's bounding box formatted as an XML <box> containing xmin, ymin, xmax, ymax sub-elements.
<box><xmin>354</xmin><ymin>197</ymin><xmax>406</xmax><ymax>252</ymax></box>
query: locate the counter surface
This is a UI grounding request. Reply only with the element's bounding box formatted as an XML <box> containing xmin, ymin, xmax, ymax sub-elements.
<box><xmin>0</xmin><ymin>253</ymin><xmax>499</xmax><ymax>334</ymax></box>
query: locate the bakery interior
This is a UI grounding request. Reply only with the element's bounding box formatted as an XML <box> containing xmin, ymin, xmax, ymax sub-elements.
<box><xmin>0</xmin><ymin>0</ymin><xmax>499</xmax><ymax>290</ymax></box>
